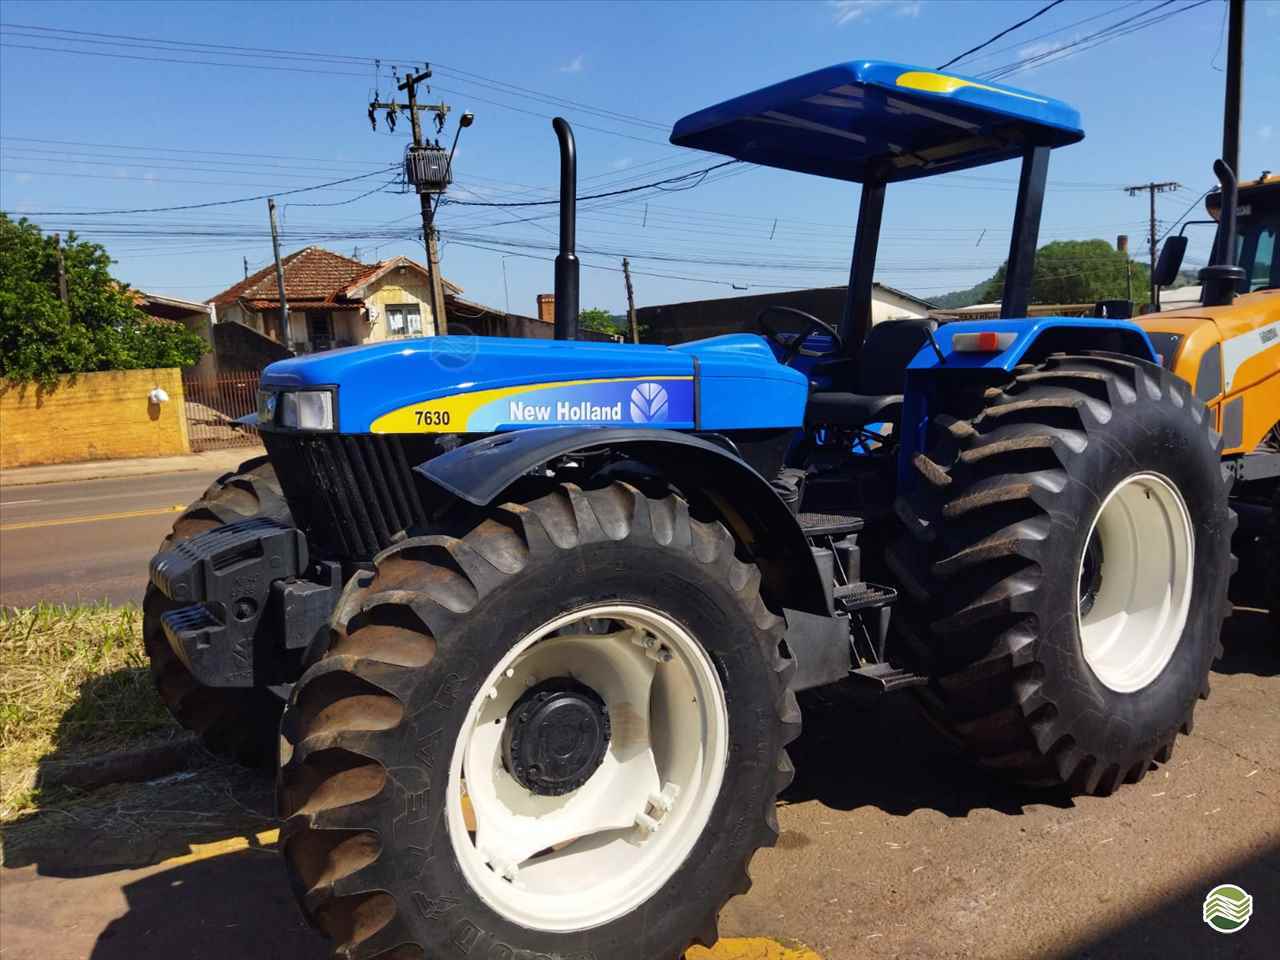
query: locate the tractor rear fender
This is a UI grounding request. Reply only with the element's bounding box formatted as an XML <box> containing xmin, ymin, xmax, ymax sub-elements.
<box><xmin>897</xmin><ymin>318</ymin><xmax>1159</xmax><ymax>493</ymax></box>
<box><xmin>415</xmin><ymin>426</ymin><xmax>829</xmax><ymax>616</ymax></box>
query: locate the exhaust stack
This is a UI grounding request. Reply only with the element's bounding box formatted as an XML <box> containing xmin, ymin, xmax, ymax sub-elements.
<box><xmin>552</xmin><ymin>117</ymin><xmax>579</xmax><ymax>340</ymax></box>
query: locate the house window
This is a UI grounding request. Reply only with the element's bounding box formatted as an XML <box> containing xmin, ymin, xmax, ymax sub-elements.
<box><xmin>386</xmin><ymin>303</ymin><xmax>423</xmax><ymax>337</ymax></box>
<box><xmin>306</xmin><ymin>311</ymin><xmax>333</xmax><ymax>351</ymax></box>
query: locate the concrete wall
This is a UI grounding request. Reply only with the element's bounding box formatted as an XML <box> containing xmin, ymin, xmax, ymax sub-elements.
<box><xmin>0</xmin><ymin>368</ymin><xmax>189</xmax><ymax>469</ymax></box>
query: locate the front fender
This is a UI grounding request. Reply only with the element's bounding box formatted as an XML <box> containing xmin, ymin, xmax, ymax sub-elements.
<box><xmin>416</xmin><ymin>427</ymin><xmax>828</xmax><ymax>615</ymax></box>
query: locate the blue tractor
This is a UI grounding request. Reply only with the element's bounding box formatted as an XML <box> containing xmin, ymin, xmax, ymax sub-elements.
<box><xmin>145</xmin><ymin>61</ymin><xmax>1232</xmax><ymax>959</ymax></box>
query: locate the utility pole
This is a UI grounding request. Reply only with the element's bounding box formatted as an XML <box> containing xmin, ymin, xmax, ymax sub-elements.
<box><xmin>267</xmin><ymin>198</ymin><xmax>289</xmax><ymax>344</ymax></box>
<box><xmin>243</xmin><ymin>256</ymin><xmax>249</xmax><ymax>280</ymax></box>
<box><xmin>622</xmin><ymin>257</ymin><xmax>639</xmax><ymax>344</ymax></box>
<box><xmin>1125</xmin><ymin>180</ymin><xmax>1180</xmax><ymax>309</ymax></box>
<box><xmin>370</xmin><ymin>69</ymin><xmax>451</xmax><ymax>334</ymax></box>
<box><xmin>52</xmin><ymin>233</ymin><xmax>68</xmax><ymax>304</ymax></box>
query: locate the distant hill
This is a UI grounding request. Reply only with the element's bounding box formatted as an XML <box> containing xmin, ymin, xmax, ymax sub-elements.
<box><xmin>930</xmin><ymin>280</ymin><xmax>992</xmax><ymax>310</ymax></box>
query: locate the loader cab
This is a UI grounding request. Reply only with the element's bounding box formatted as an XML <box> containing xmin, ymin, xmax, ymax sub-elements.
<box><xmin>670</xmin><ymin>61</ymin><xmax>1085</xmax><ymax>440</ymax></box>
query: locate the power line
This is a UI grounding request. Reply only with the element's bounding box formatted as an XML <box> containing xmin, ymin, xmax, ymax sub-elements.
<box><xmin>978</xmin><ymin>0</ymin><xmax>1210</xmax><ymax>81</ymax></box>
<box><xmin>1156</xmin><ymin>187</ymin><xmax>1214</xmax><ymax>242</ymax></box>
<box><xmin>937</xmin><ymin>0</ymin><xmax>1068</xmax><ymax>71</ymax></box>
<box><xmin>944</xmin><ymin>1</ymin><xmax>1146</xmax><ymax>68</ymax></box>
<box><xmin>1</xmin><ymin>24</ymin><xmax>670</xmax><ymax>130</ymax></box>
<box><xmin>441</xmin><ymin>160</ymin><xmax>740</xmax><ymax>208</ymax></box>
<box><xmin>1</xmin><ymin>165</ymin><xmax>397</xmax><ymax>216</ymax></box>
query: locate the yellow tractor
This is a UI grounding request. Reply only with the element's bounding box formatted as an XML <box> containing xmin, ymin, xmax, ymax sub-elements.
<box><xmin>1129</xmin><ymin>0</ymin><xmax>1277</xmax><ymax>635</ymax></box>
<box><xmin>1142</xmin><ymin>172</ymin><xmax>1279</xmax><ymax>461</ymax></box>
<box><xmin>1141</xmin><ymin>174</ymin><xmax>1278</xmax><ymax>634</ymax></box>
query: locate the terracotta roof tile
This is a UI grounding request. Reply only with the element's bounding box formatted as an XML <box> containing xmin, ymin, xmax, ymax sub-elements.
<box><xmin>210</xmin><ymin>247</ymin><xmax>401</xmax><ymax>306</ymax></box>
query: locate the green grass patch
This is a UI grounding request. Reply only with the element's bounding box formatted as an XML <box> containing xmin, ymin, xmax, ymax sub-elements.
<box><xmin>0</xmin><ymin>602</ymin><xmax>174</xmax><ymax>820</ymax></box>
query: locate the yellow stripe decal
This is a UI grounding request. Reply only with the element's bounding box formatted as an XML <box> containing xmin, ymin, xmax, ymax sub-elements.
<box><xmin>895</xmin><ymin>70</ymin><xmax>1046</xmax><ymax>105</ymax></box>
<box><xmin>370</xmin><ymin>376</ymin><xmax>694</xmax><ymax>434</ymax></box>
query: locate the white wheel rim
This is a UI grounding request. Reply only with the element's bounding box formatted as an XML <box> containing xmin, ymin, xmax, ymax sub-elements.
<box><xmin>1077</xmin><ymin>472</ymin><xmax>1194</xmax><ymax>693</ymax></box>
<box><xmin>446</xmin><ymin>603</ymin><xmax>729</xmax><ymax>932</ymax></box>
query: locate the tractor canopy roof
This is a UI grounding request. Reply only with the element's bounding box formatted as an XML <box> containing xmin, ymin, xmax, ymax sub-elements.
<box><xmin>670</xmin><ymin>60</ymin><xmax>1083</xmax><ymax>184</ymax></box>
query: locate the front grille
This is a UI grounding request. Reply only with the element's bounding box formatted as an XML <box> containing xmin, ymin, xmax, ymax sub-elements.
<box><xmin>262</xmin><ymin>432</ymin><xmax>442</xmax><ymax>562</ymax></box>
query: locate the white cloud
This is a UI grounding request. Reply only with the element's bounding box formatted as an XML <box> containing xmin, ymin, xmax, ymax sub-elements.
<box><xmin>829</xmin><ymin>0</ymin><xmax>921</xmax><ymax>26</ymax></box>
<box><xmin>611</xmin><ymin>157</ymin><xmax>634</xmax><ymax>170</ymax></box>
<box><xmin>1260</xmin><ymin>124</ymin><xmax>1274</xmax><ymax>141</ymax></box>
<box><xmin>559</xmin><ymin>54</ymin><xmax>584</xmax><ymax>74</ymax></box>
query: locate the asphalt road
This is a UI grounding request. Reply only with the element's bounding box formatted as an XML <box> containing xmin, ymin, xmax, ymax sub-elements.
<box><xmin>0</xmin><ymin>470</ymin><xmax>225</xmax><ymax>608</ymax></box>
<box><xmin>1</xmin><ymin>609</ymin><xmax>1275</xmax><ymax>960</ymax></box>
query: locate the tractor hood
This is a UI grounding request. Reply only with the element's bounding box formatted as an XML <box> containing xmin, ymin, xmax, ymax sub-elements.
<box><xmin>259</xmin><ymin>333</ymin><xmax>809</xmax><ymax>435</ymax></box>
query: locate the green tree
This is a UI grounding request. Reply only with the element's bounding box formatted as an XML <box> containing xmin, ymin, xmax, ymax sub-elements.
<box><xmin>0</xmin><ymin>215</ymin><xmax>207</xmax><ymax>385</ymax></box>
<box><xmin>979</xmin><ymin>239</ymin><xmax>1151</xmax><ymax>307</ymax></box>
<box><xmin>577</xmin><ymin>307</ymin><xmax>621</xmax><ymax>336</ymax></box>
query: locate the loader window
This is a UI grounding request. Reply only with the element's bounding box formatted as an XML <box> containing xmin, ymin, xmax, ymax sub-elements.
<box><xmin>1234</xmin><ymin>222</ymin><xmax>1277</xmax><ymax>292</ymax></box>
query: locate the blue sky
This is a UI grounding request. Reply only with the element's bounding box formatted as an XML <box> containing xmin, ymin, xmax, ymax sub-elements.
<box><xmin>2</xmin><ymin>0</ymin><xmax>1277</xmax><ymax>316</ymax></box>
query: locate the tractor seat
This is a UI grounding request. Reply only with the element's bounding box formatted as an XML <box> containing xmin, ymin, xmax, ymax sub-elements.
<box><xmin>804</xmin><ymin>319</ymin><xmax>938</xmax><ymax>428</ymax></box>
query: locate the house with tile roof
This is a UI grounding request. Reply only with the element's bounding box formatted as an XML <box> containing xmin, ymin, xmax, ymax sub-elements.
<box><xmin>208</xmin><ymin>247</ymin><xmax>461</xmax><ymax>353</ymax></box>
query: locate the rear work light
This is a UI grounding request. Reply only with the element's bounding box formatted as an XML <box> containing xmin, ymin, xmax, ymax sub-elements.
<box><xmin>951</xmin><ymin>331</ymin><xmax>1017</xmax><ymax>353</ymax></box>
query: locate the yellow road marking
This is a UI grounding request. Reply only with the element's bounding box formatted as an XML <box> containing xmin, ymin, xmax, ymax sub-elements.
<box><xmin>687</xmin><ymin>939</ymin><xmax>823</xmax><ymax>959</ymax></box>
<box><xmin>157</xmin><ymin>828</ymin><xmax>280</xmax><ymax>869</ymax></box>
<box><xmin>152</xmin><ymin>828</ymin><xmax>825</xmax><ymax>960</ymax></box>
<box><xmin>0</xmin><ymin>504</ymin><xmax>185</xmax><ymax>531</ymax></box>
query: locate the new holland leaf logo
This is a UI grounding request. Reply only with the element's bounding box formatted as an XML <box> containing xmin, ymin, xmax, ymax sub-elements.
<box><xmin>630</xmin><ymin>382</ymin><xmax>669</xmax><ymax>423</ymax></box>
<box><xmin>1203</xmin><ymin>884</ymin><xmax>1253</xmax><ymax>934</ymax></box>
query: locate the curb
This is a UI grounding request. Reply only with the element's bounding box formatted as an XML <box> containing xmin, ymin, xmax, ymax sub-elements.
<box><xmin>0</xmin><ymin>448</ymin><xmax>264</xmax><ymax>488</ymax></box>
<box><xmin>35</xmin><ymin>733</ymin><xmax>201</xmax><ymax>792</ymax></box>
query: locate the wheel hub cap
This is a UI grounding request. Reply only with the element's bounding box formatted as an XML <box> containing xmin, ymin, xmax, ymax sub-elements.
<box><xmin>503</xmin><ymin>678</ymin><xmax>612</xmax><ymax>796</ymax></box>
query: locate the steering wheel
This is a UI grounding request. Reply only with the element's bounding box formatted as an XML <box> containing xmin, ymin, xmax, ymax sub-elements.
<box><xmin>755</xmin><ymin>305</ymin><xmax>845</xmax><ymax>366</ymax></box>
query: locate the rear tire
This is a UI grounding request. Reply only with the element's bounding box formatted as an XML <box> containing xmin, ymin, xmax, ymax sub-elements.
<box><xmin>887</xmin><ymin>354</ymin><xmax>1234</xmax><ymax>795</ymax></box>
<box><xmin>278</xmin><ymin>481</ymin><xmax>799</xmax><ymax>959</ymax></box>
<box><xmin>143</xmin><ymin>456</ymin><xmax>293</xmax><ymax>766</ymax></box>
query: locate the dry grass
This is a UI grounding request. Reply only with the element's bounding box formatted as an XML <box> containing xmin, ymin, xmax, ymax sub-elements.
<box><xmin>0</xmin><ymin>603</ymin><xmax>175</xmax><ymax>820</ymax></box>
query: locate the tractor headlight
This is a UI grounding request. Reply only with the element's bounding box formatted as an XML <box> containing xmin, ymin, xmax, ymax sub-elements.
<box><xmin>257</xmin><ymin>389</ymin><xmax>278</xmax><ymax>424</ymax></box>
<box><xmin>278</xmin><ymin>390</ymin><xmax>335</xmax><ymax>431</ymax></box>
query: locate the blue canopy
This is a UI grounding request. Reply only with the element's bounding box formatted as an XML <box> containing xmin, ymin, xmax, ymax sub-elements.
<box><xmin>670</xmin><ymin>60</ymin><xmax>1083</xmax><ymax>184</ymax></box>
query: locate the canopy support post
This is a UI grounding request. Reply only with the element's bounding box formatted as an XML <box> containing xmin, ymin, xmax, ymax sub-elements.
<box><xmin>1000</xmin><ymin>145</ymin><xmax>1050</xmax><ymax>319</ymax></box>
<box><xmin>841</xmin><ymin>178</ymin><xmax>885</xmax><ymax>353</ymax></box>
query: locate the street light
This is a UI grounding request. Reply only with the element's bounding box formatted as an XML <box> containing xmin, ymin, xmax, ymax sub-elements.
<box><xmin>447</xmin><ymin>112</ymin><xmax>475</xmax><ymax>180</ymax></box>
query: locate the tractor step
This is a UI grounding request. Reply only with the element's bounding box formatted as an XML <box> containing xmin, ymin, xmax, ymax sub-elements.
<box><xmin>848</xmin><ymin>662</ymin><xmax>929</xmax><ymax>694</ymax></box>
<box><xmin>798</xmin><ymin>510</ymin><xmax>864</xmax><ymax>537</ymax></box>
<box><xmin>833</xmin><ymin>580</ymin><xmax>897</xmax><ymax>611</ymax></box>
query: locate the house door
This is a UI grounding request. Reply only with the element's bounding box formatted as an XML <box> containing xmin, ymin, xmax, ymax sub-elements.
<box><xmin>386</xmin><ymin>303</ymin><xmax>423</xmax><ymax>338</ymax></box>
<box><xmin>306</xmin><ymin>311</ymin><xmax>333</xmax><ymax>351</ymax></box>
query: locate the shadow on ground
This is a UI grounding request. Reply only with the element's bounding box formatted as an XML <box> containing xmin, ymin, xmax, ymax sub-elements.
<box><xmin>1212</xmin><ymin>606</ymin><xmax>1277</xmax><ymax>677</ymax></box>
<box><xmin>87</xmin><ymin>845</ymin><xmax>327</xmax><ymax>960</ymax></box>
<box><xmin>781</xmin><ymin>686</ymin><xmax>1076</xmax><ymax>817</ymax></box>
<box><xmin>1</xmin><ymin>660</ymin><xmax>268</xmax><ymax>876</ymax></box>
<box><xmin>1045</xmin><ymin>839</ymin><xmax>1280</xmax><ymax>960</ymax></box>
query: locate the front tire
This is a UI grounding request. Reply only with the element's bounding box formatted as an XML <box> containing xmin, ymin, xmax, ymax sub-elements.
<box><xmin>279</xmin><ymin>481</ymin><xmax>799</xmax><ymax>959</ymax></box>
<box><xmin>887</xmin><ymin>354</ymin><xmax>1234</xmax><ymax>795</ymax></box>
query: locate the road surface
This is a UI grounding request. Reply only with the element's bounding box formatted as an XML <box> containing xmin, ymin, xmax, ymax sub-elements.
<box><xmin>0</xmin><ymin>470</ymin><xmax>226</xmax><ymax>608</ymax></box>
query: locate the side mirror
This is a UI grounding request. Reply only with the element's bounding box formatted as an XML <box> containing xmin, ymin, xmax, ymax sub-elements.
<box><xmin>1152</xmin><ymin>235</ymin><xmax>1188</xmax><ymax>288</ymax></box>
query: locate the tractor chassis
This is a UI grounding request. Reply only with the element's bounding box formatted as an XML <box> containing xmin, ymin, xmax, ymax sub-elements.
<box><xmin>144</xmin><ymin>462</ymin><xmax>918</xmax><ymax>699</ymax></box>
